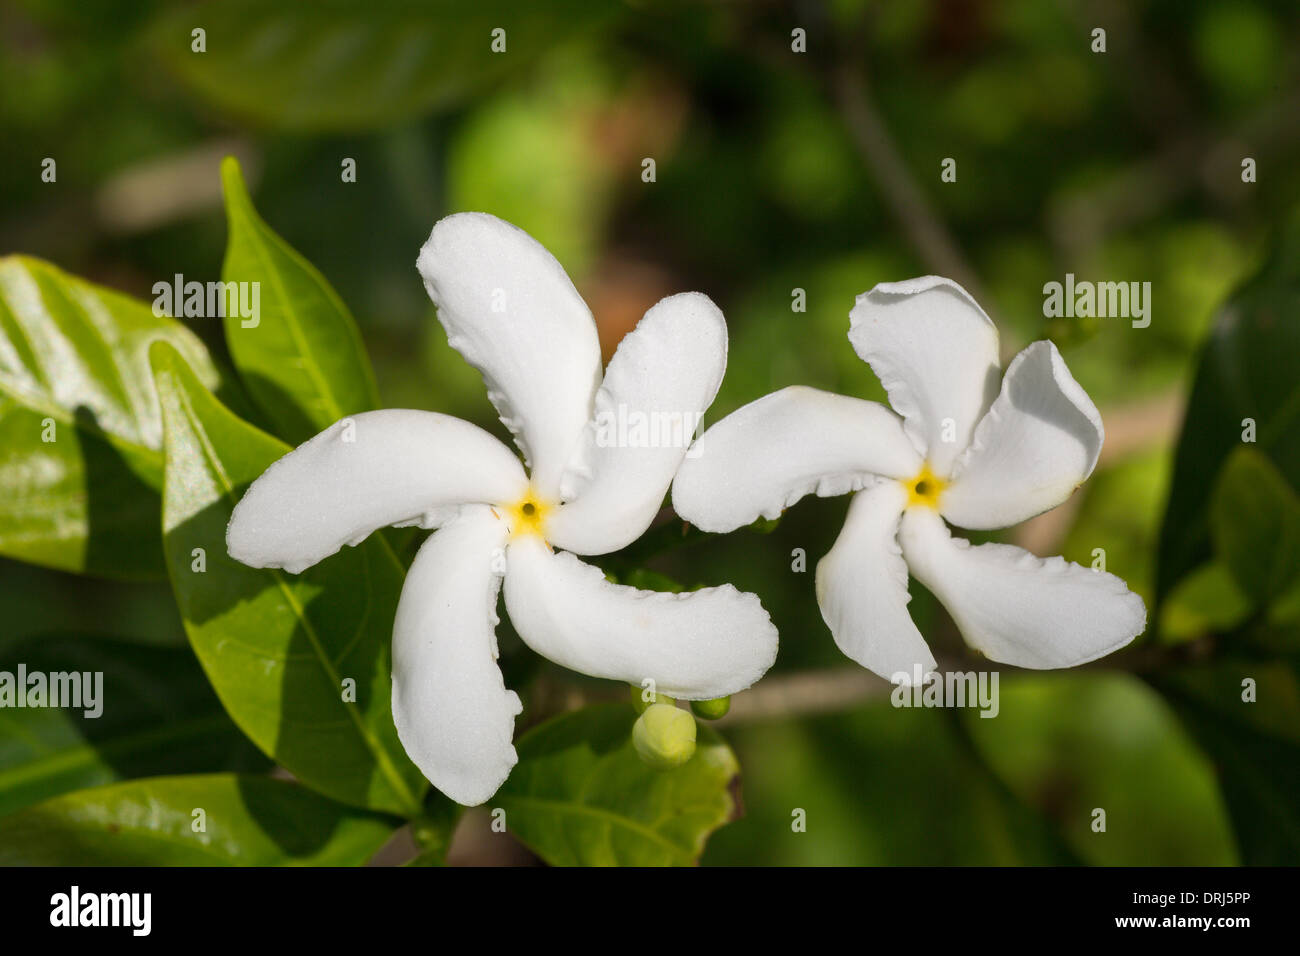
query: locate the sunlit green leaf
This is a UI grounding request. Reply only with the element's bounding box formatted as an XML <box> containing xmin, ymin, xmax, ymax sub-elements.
<box><xmin>150</xmin><ymin>342</ymin><xmax>424</xmax><ymax>816</ymax></box>
<box><xmin>0</xmin><ymin>774</ymin><xmax>396</xmax><ymax>866</ymax></box>
<box><xmin>497</xmin><ymin>703</ymin><xmax>739</xmax><ymax>866</ymax></box>
<box><xmin>220</xmin><ymin>157</ymin><xmax>379</xmax><ymax>445</ymax></box>
<box><xmin>0</xmin><ymin>633</ymin><xmax>266</xmax><ymax>818</ymax></box>
<box><xmin>0</xmin><ymin>256</ymin><xmax>218</xmax><ymax>579</ymax></box>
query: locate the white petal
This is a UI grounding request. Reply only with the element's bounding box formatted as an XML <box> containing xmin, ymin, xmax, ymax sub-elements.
<box><xmin>671</xmin><ymin>386</ymin><xmax>921</xmax><ymax>532</ymax></box>
<box><xmin>392</xmin><ymin>507</ymin><xmax>521</xmax><ymax>806</ymax></box>
<box><xmin>227</xmin><ymin>410</ymin><xmax>526</xmax><ymax>574</ymax></box>
<box><xmin>899</xmin><ymin>509</ymin><xmax>1146</xmax><ymax>669</ymax></box>
<box><xmin>503</xmin><ymin>536</ymin><xmax>778</xmax><ymax>699</ymax></box>
<box><xmin>815</xmin><ymin>483</ymin><xmax>936</xmax><ymax>683</ymax></box>
<box><xmin>547</xmin><ymin>293</ymin><xmax>726</xmax><ymax>555</ymax></box>
<box><xmin>848</xmin><ymin>276</ymin><xmax>1001</xmax><ymax>475</ymax></box>
<box><xmin>416</xmin><ymin>213</ymin><xmax>602</xmax><ymax>496</ymax></box>
<box><xmin>940</xmin><ymin>341</ymin><xmax>1104</xmax><ymax>530</ymax></box>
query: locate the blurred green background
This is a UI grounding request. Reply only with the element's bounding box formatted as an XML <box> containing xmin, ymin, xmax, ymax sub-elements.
<box><xmin>2</xmin><ymin>0</ymin><xmax>1298</xmax><ymax>865</ymax></box>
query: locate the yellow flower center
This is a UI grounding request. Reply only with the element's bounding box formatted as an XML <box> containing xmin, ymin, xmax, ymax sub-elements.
<box><xmin>903</xmin><ymin>464</ymin><xmax>947</xmax><ymax>509</ymax></box>
<box><xmin>503</xmin><ymin>492</ymin><xmax>551</xmax><ymax>539</ymax></box>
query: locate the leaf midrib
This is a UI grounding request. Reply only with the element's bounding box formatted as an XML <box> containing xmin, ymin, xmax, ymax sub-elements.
<box><xmin>499</xmin><ymin>793</ymin><xmax>692</xmax><ymax>863</ymax></box>
<box><xmin>171</xmin><ymin>375</ymin><xmax>419</xmax><ymax>816</ymax></box>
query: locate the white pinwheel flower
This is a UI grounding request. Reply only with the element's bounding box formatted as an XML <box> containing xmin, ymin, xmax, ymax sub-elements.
<box><xmin>672</xmin><ymin>276</ymin><xmax>1146</xmax><ymax>683</ymax></box>
<box><xmin>226</xmin><ymin>213</ymin><xmax>778</xmax><ymax>805</ymax></box>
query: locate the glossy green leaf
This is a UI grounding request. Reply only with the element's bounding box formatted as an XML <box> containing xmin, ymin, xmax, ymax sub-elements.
<box><xmin>1210</xmin><ymin>447</ymin><xmax>1300</xmax><ymax>606</ymax></box>
<box><xmin>0</xmin><ymin>633</ymin><xmax>266</xmax><ymax>818</ymax></box>
<box><xmin>150</xmin><ymin>0</ymin><xmax>619</xmax><ymax>132</ymax></box>
<box><xmin>1150</xmin><ymin>660</ymin><xmax>1300</xmax><ymax>865</ymax></box>
<box><xmin>1156</xmin><ymin>220</ymin><xmax>1300</xmax><ymax>604</ymax></box>
<box><xmin>220</xmin><ymin>157</ymin><xmax>378</xmax><ymax>445</ymax></box>
<box><xmin>0</xmin><ymin>256</ymin><xmax>218</xmax><ymax>578</ymax></box>
<box><xmin>150</xmin><ymin>342</ymin><xmax>425</xmax><ymax>817</ymax></box>
<box><xmin>497</xmin><ymin>703</ymin><xmax>740</xmax><ymax>866</ymax></box>
<box><xmin>0</xmin><ymin>774</ymin><xmax>396</xmax><ymax>866</ymax></box>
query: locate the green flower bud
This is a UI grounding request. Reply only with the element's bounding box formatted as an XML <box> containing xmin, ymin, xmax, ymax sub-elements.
<box><xmin>630</xmin><ymin>684</ymin><xmax>675</xmax><ymax>714</ymax></box>
<box><xmin>633</xmin><ymin>703</ymin><xmax>696</xmax><ymax>769</ymax></box>
<box><xmin>690</xmin><ymin>696</ymin><xmax>731</xmax><ymax>720</ymax></box>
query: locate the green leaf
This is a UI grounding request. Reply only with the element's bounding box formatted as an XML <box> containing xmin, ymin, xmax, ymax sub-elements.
<box><xmin>1270</xmin><ymin>578</ymin><xmax>1300</xmax><ymax>625</ymax></box>
<box><xmin>0</xmin><ymin>256</ymin><xmax>219</xmax><ymax>578</ymax></box>
<box><xmin>617</xmin><ymin>568</ymin><xmax>684</xmax><ymax>593</ymax></box>
<box><xmin>497</xmin><ymin>703</ymin><xmax>740</xmax><ymax>866</ymax></box>
<box><xmin>0</xmin><ymin>774</ymin><xmax>396</xmax><ymax>866</ymax></box>
<box><xmin>1150</xmin><ymin>660</ymin><xmax>1300</xmax><ymax>865</ymax></box>
<box><xmin>1210</xmin><ymin>447</ymin><xmax>1300</xmax><ymax>606</ymax></box>
<box><xmin>220</xmin><ymin>157</ymin><xmax>379</xmax><ymax>445</ymax></box>
<box><xmin>703</xmin><ymin>699</ymin><xmax>1078</xmax><ymax>865</ymax></box>
<box><xmin>150</xmin><ymin>0</ymin><xmax>619</xmax><ymax>132</ymax></box>
<box><xmin>1156</xmin><ymin>219</ymin><xmax>1300</xmax><ymax>604</ymax></box>
<box><xmin>1157</xmin><ymin>560</ymin><xmax>1253</xmax><ymax>642</ymax></box>
<box><xmin>0</xmin><ymin>634</ymin><xmax>266</xmax><ymax>818</ymax></box>
<box><xmin>965</xmin><ymin>673</ymin><xmax>1237</xmax><ymax>865</ymax></box>
<box><xmin>150</xmin><ymin>341</ymin><xmax>425</xmax><ymax>817</ymax></box>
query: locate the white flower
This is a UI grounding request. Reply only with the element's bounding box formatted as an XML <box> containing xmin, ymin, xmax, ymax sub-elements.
<box><xmin>672</xmin><ymin>276</ymin><xmax>1146</xmax><ymax>683</ymax></box>
<box><xmin>226</xmin><ymin>213</ymin><xmax>778</xmax><ymax>805</ymax></box>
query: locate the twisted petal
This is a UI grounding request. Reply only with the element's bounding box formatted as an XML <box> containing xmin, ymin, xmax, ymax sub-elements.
<box><xmin>671</xmin><ymin>386</ymin><xmax>921</xmax><ymax>532</ymax></box>
<box><xmin>503</xmin><ymin>536</ymin><xmax>778</xmax><ymax>699</ymax></box>
<box><xmin>940</xmin><ymin>341</ymin><xmax>1104</xmax><ymax>530</ymax></box>
<box><xmin>899</xmin><ymin>509</ymin><xmax>1146</xmax><ymax>669</ymax></box>
<box><xmin>416</xmin><ymin>212</ymin><xmax>602</xmax><ymax>496</ymax></box>
<box><xmin>227</xmin><ymin>410</ymin><xmax>526</xmax><ymax>574</ymax></box>
<box><xmin>848</xmin><ymin>276</ymin><xmax>1001</xmax><ymax>476</ymax></box>
<box><xmin>392</xmin><ymin>507</ymin><xmax>521</xmax><ymax>806</ymax></box>
<box><xmin>548</xmin><ymin>292</ymin><xmax>727</xmax><ymax>555</ymax></box>
<box><xmin>816</xmin><ymin>483</ymin><xmax>936</xmax><ymax>683</ymax></box>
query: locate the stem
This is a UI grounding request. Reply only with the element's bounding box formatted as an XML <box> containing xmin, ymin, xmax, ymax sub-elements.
<box><xmin>833</xmin><ymin>61</ymin><xmax>998</xmax><ymax>325</ymax></box>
